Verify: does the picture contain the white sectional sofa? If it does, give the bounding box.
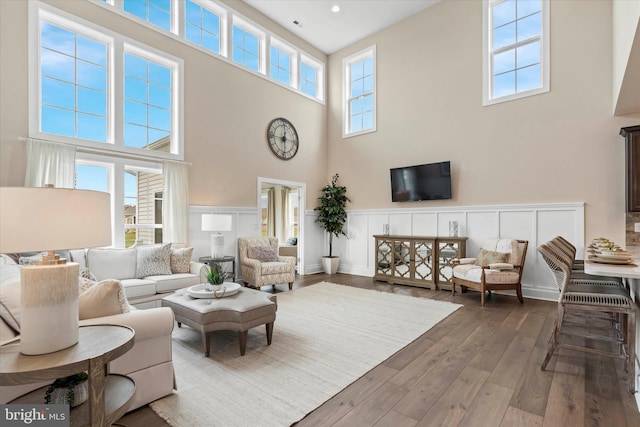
[0,261,177,411]
[71,244,205,309]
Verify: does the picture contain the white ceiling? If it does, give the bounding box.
[243,0,440,54]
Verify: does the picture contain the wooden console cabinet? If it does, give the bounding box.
[373,235,467,290]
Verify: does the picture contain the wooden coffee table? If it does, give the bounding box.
[162,287,277,356]
[0,324,135,427]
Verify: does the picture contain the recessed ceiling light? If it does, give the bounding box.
[331,5,341,13]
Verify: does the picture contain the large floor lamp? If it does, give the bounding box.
[0,187,111,355]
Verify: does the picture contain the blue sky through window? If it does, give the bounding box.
[300,62,316,97]
[270,46,291,85]
[124,0,170,31]
[232,26,259,71]
[185,0,221,54]
[349,57,374,133]
[40,22,107,142]
[124,53,172,149]
[491,0,542,98]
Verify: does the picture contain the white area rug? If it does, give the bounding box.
[150,282,461,426]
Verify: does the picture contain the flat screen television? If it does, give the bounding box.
[390,161,452,202]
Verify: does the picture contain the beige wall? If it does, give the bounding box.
[613,0,640,114]
[326,0,640,244]
[0,0,328,208]
[2,0,640,245]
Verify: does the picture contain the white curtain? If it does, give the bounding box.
[280,186,291,243]
[267,188,276,237]
[162,160,190,246]
[24,139,76,188]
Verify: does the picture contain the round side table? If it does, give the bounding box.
[1,324,135,427]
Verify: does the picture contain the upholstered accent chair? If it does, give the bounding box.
[452,238,529,306]
[238,237,296,290]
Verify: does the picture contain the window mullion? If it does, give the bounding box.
[112,40,124,147]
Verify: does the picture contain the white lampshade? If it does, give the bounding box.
[201,214,232,232]
[202,214,232,259]
[0,187,112,355]
[0,187,112,253]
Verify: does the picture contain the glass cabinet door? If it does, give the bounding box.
[414,240,434,282]
[392,240,411,279]
[376,238,393,276]
[437,240,464,285]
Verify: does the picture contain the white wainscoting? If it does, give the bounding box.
[190,202,584,302]
[189,206,260,276]
[306,202,585,302]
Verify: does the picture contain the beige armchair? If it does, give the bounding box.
[238,237,296,290]
[452,238,528,306]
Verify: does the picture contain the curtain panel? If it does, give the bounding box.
[162,160,190,246]
[24,139,76,188]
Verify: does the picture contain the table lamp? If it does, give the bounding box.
[201,214,232,258]
[0,187,111,355]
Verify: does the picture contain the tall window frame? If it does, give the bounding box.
[343,45,376,138]
[483,0,550,106]
[29,1,184,161]
[231,16,265,74]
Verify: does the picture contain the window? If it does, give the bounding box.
[124,52,172,150]
[343,46,376,137]
[124,0,171,32]
[91,0,325,103]
[483,0,549,105]
[232,19,264,72]
[31,2,183,160]
[270,39,295,86]
[125,167,164,247]
[300,62,317,98]
[40,21,108,142]
[300,55,324,101]
[185,0,225,55]
[75,155,164,248]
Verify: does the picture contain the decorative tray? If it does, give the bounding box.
[187,283,241,299]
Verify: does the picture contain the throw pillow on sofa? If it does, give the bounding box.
[79,278,130,320]
[170,247,194,274]
[136,243,172,278]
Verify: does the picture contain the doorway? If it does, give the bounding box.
[257,177,306,274]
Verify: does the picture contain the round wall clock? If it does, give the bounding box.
[267,118,299,160]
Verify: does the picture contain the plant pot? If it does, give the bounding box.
[322,256,339,275]
[49,380,88,407]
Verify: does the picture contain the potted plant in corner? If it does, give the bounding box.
[315,173,350,274]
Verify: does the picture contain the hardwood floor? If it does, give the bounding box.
[116,274,640,427]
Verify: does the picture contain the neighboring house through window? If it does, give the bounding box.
[343,45,376,137]
[483,0,549,105]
